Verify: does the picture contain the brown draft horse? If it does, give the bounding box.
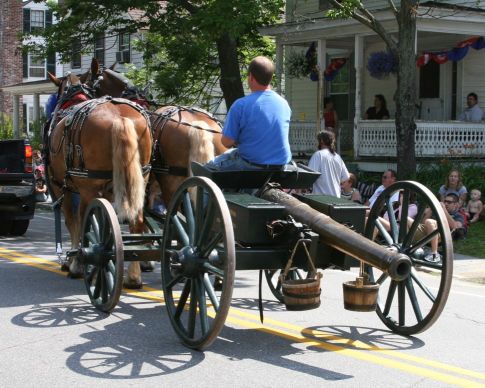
[46,72,152,288]
[87,59,227,206]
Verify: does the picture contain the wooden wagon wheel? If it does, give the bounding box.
[161,176,235,350]
[364,181,453,335]
[264,269,306,303]
[81,198,124,313]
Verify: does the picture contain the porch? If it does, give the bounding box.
[290,120,485,170]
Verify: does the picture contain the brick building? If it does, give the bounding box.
[0,0,23,116]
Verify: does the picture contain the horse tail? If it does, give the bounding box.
[188,121,215,176]
[111,116,145,222]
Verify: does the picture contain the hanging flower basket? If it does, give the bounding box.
[367,50,398,79]
[287,52,311,79]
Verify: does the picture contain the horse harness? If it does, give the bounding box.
[49,95,152,193]
[150,106,222,177]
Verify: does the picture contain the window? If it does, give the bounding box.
[29,55,46,78]
[117,32,131,63]
[30,10,45,32]
[71,42,81,69]
[94,35,105,67]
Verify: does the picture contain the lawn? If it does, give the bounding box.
[453,220,485,259]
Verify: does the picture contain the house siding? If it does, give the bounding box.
[461,49,485,114]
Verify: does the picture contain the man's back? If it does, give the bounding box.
[223,90,291,165]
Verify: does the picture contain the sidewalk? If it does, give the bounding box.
[35,201,484,284]
[452,253,485,284]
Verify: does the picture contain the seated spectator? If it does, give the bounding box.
[308,130,349,197]
[438,169,467,207]
[443,193,468,239]
[34,168,48,202]
[465,189,483,224]
[365,94,390,120]
[458,92,483,122]
[365,169,399,209]
[340,173,362,203]
[323,97,339,145]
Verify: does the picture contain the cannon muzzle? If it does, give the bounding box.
[261,188,412,281]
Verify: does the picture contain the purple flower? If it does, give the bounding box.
[367,51,398,79]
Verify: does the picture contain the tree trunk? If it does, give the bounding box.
[216,32,245,110]
[394,0,418,179]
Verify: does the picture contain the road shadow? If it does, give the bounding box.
[301,324,425,351]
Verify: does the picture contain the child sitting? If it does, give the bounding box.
[465,189,483,224]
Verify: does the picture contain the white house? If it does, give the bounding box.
[261,0,485,169]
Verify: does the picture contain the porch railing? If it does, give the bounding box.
[289,120,485,158]
[358,120,485,158]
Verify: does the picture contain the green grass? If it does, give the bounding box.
[454,220,485,259]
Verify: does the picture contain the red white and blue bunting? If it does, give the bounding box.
[306,42,347,81]
[417,36,485,67]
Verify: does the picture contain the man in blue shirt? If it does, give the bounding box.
[206,56,292,170]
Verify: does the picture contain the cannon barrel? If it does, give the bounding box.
[261,187,411,281]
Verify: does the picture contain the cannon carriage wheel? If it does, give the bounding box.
[364,181,453,335]
[161,176,235,350]
[81,198,124,313]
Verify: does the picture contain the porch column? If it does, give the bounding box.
[353,35,364,159]
[12,95,20,138]
[275,42,283,94]
[317,39,327,134]
[33,93,40,125]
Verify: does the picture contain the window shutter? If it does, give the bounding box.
[23,52,28,78]
[23,9,31,33]
[47,52,56,76]
[45,10,52,27]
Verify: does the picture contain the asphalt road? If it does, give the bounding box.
[0,210,484,387]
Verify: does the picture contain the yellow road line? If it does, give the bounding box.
[1,247,484,386]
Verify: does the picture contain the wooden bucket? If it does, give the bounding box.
[342,277,379,312]
[282,278,321,311]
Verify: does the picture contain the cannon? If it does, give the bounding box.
[156,163,453,348]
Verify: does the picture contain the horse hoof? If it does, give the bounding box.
[140,261,155,272]
[123,279,143,289]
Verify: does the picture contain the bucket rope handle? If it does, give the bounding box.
[280,238,319,281]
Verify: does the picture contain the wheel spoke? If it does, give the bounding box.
[188,278,198,338]
[398,281,406,326]
[202,261,224,278]
[174,280,191,320]
[410,270,436,303]
[385,197,399,243]
[408,229,440,254]
[398,189,410,243]
[100,269,108,302]
[92,269,102,300]
[172,214,189,246]
[376,272,388,285]
[203,273,220,311]
[166,273,184,289]
[196,200,215,247]
[402,205,427,248]
[90,214,101,241]
[107,260,116,276]
[200,231,223,258]
[405,277,423,322]
[197,275,209,336]
[85,231,97,245]
[375,218,393,245]
[183,191,195,244]
[383,280,397,316]
[194,186,205,242]
[104,267,114,292]
[85,265,96,284]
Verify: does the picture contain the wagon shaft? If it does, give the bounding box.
[261,187,411,281]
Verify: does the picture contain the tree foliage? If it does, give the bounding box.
[28,0,284,107]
